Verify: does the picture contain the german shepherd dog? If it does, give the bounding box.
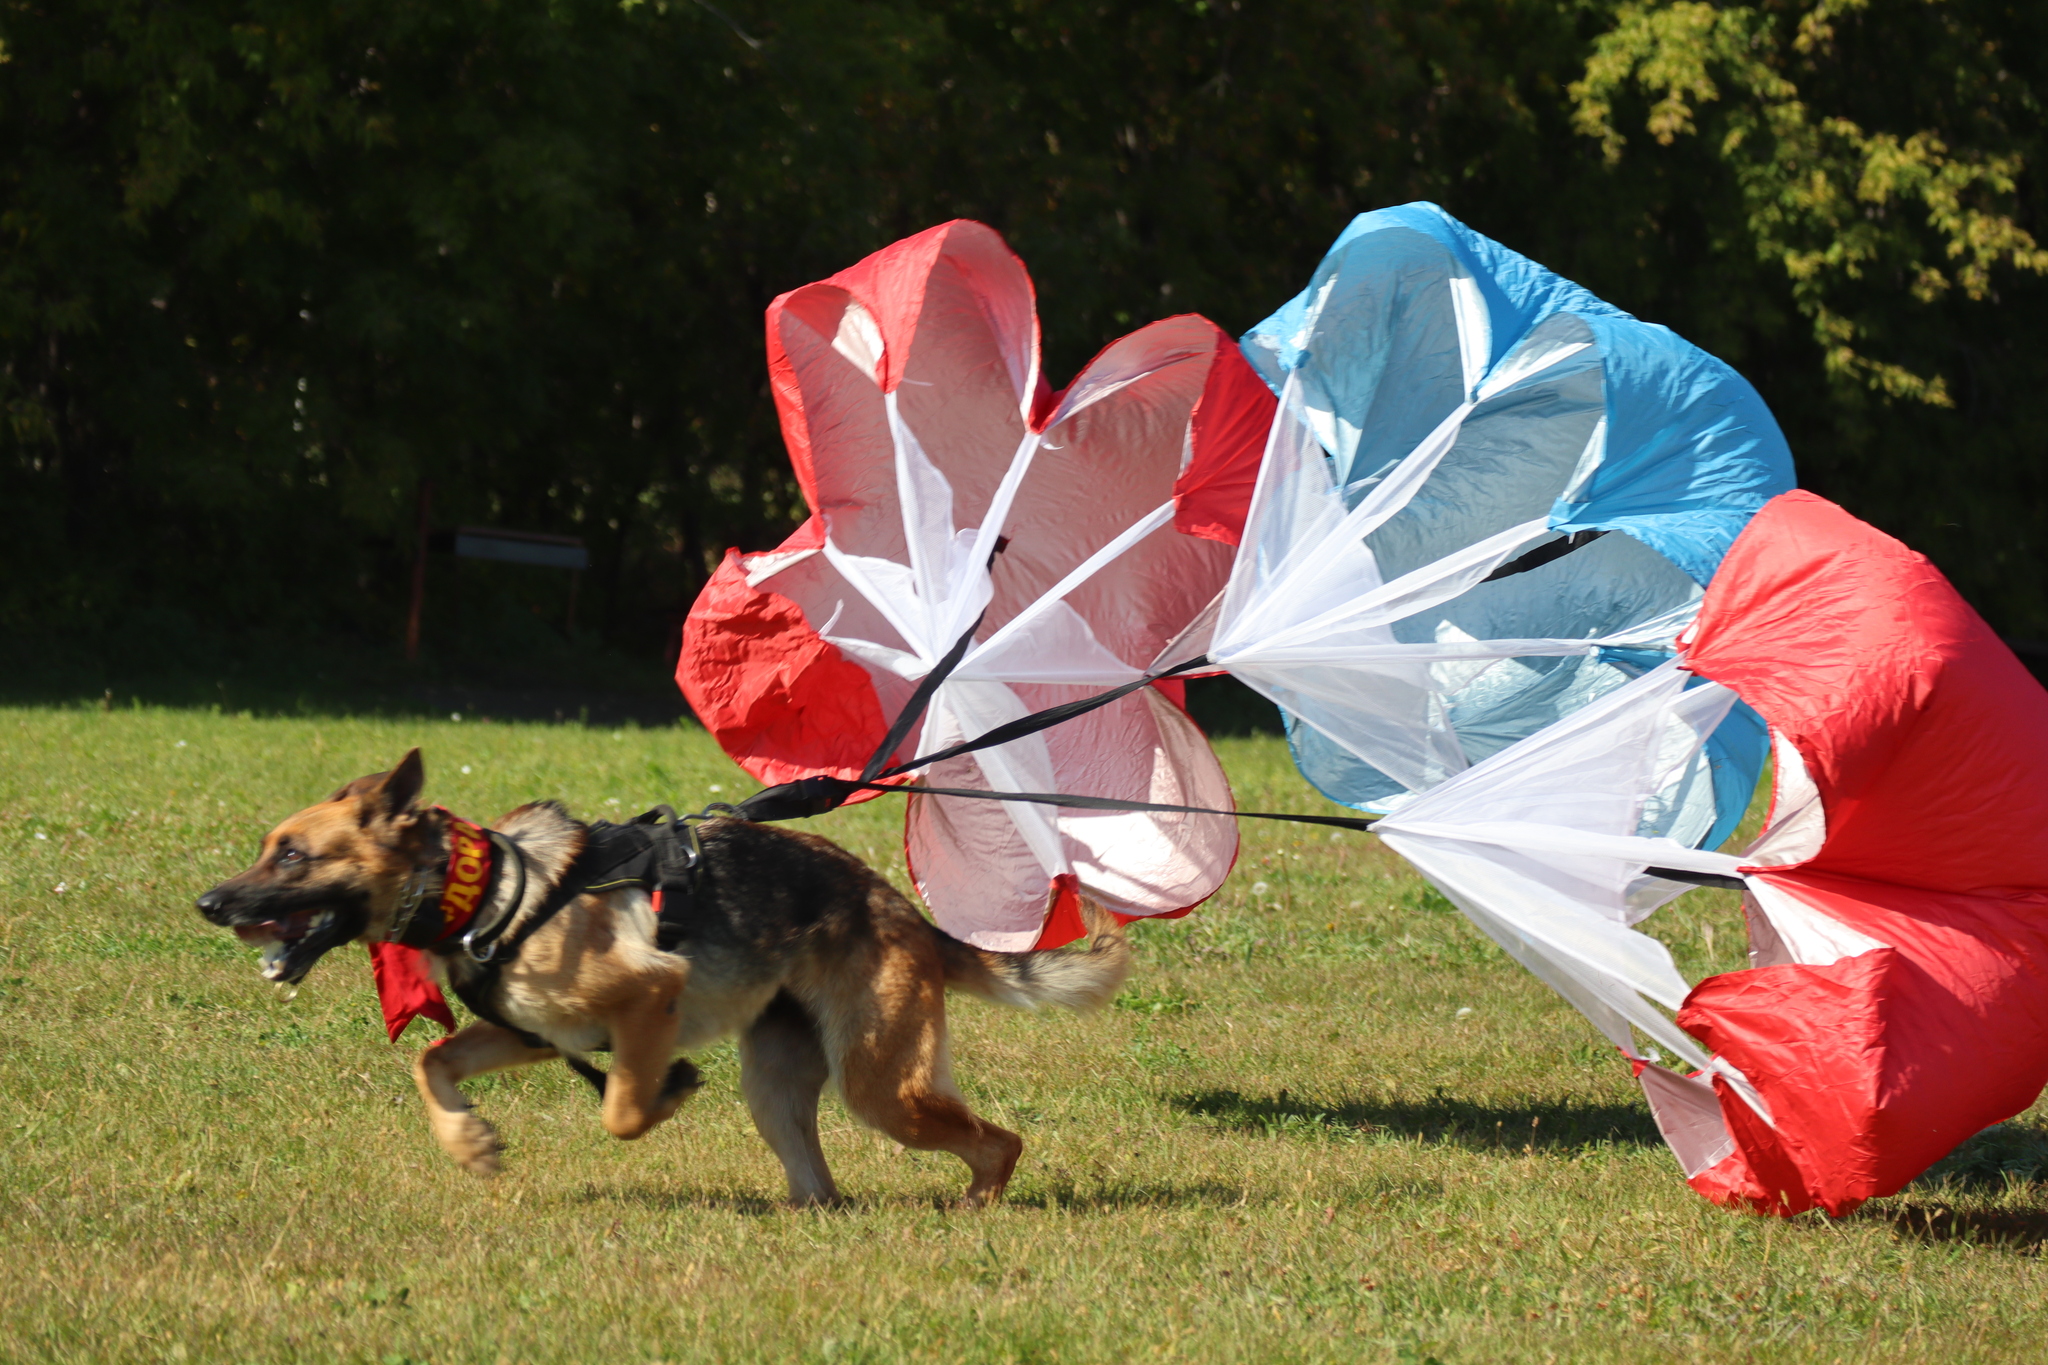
[194,750,1129,1206]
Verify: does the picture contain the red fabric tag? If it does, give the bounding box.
[1030,874,1087,951]
[367,941,455,1042]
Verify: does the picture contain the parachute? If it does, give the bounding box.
[678,221,1274,950]
[1210,203,1795,845]
[1377,491,2048,1214]
[676,212,2043,1216]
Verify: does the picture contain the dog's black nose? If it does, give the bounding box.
[195,888,229,920]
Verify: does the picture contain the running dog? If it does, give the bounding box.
[194,750,1128,1206]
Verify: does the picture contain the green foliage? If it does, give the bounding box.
[1574,0,2048,405]
[3,0,2047,669]
[0,0,882,646]
[1569,0,2048,631]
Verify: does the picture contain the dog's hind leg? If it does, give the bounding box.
[739,991,840,1208]
[413,1023,558,1176]
[831,977,1023,1208]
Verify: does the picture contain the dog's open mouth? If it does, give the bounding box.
[233,907,362,984]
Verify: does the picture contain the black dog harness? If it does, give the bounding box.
[438,805,712,1056]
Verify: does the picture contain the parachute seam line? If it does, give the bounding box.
[963,499,1177,670]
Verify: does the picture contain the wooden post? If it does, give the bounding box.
[405,480,433,662]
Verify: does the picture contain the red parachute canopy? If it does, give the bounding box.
[679,221,1274,949]
[1680,491,2048,1215]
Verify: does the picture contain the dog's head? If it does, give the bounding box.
[195,749,432,984]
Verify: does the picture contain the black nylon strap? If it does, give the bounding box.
[1644,866,1746,891]
[860,611,987,783]
[732,773,1380,833]
[1480,528,1609,583]
[730,775,870,823]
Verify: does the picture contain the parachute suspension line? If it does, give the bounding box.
[1642,866,1746,892]
[731,770,1382,835]
[965,427,1043,586]
[892,783,1379,832]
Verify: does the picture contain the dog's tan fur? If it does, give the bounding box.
[198,751,1130,1206]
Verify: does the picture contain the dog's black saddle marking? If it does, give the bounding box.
[442,806,712,1092]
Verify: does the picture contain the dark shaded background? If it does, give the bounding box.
[4,0,2042,719]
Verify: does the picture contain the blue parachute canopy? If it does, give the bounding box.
[1211,202,1794,846]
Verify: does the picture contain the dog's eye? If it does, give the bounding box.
[278,847,306,864]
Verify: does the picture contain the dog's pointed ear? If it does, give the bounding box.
[372,749,426,820]
[329,749,426,822]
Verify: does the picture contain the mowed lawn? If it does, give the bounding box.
[4,705,2047,1365]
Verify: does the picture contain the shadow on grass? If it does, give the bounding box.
[565,1179,1267,1215]
[1863,1119,2048,1249]
[1169,1087,1663,1152]
[563,1182,798,1216]
[1872,1202,2048,1250]
[1006,1180,1259,1212]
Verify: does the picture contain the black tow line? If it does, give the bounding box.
[727,618,1382,834]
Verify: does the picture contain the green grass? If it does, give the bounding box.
[4,703,2047,1364]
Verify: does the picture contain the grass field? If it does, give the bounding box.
[5,703,2048,1364]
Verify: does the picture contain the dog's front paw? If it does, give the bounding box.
[435,1112,505,1176]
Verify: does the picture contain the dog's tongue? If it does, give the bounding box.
[234,910,315,945]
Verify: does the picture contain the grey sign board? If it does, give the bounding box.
[451,526,589,570]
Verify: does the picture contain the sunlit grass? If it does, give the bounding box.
[3,705,2046,1363]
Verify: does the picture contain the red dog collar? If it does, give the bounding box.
[435,813,494,944]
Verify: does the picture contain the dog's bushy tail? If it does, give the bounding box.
[937,897,1130,1012]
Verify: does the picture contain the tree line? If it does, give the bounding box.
[4,0,2043,674]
